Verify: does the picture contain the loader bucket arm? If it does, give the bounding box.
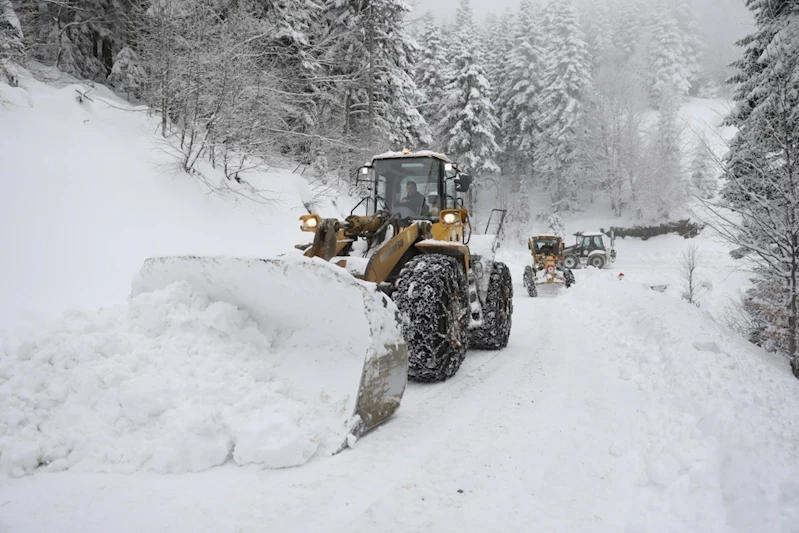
[132,256,408,452]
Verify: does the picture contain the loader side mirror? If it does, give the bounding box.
[454,173,472,192]
[357,165,372,183]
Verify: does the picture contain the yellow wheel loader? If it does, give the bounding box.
[131,150,511,453]
[297,150,514,383]
[522,235,576,297]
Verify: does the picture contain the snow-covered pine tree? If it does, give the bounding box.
[670,0,703,93]
[107,46,144,100]
[708,0,799,377]
[535,0,592,212]
[1,0,24,65]
[415,15,447,135]
[15,0,137,82]
[320,0,431,151]
[689,136,716,200]
[638,87,685,220]
[500,0,543,182]
[504,174,532,244]
[645,7,691,105]
[610,0,647,62]
[437,0,501,208]
[576,0,614,70]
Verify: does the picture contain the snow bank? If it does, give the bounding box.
[563,268,799,532]
[0,256,405,477]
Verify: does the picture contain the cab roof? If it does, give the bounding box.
[371,150,454,164]
[576,231,605,237]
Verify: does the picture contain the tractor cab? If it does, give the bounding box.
[563,231,617,270]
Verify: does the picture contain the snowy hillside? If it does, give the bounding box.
[0,66,348,329]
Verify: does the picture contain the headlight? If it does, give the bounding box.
[442,212,458,224]
[300,214,320,231]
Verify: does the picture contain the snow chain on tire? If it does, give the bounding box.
[470,262,513,349]
[564,268,576,288]
[523,265,538,297]
[394,254,471,382]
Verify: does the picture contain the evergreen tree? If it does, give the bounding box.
[500,0,543,181]
[645,10,691,104]
[711,0,799,377]
[415,15,447,134]
[610,0,647,62]
[107,46,144,100]
[320,0,431,150]
[438,0,501,181]
[689,137,717,200]
[15,0,138,82]
[1,0,23,83]
[535,0,592,211]
[670,0,704,91]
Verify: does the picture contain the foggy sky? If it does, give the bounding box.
[409,0,754,50]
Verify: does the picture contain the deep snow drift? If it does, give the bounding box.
[1,256,404,476]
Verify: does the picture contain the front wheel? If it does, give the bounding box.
[470,262,514,349]
[394,254,470,382]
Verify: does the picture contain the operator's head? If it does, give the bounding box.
[406,181,417,194]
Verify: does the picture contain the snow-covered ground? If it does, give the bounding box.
[2,266,798,533]
[2,70,799,532]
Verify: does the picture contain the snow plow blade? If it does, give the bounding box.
[131,256,408,452]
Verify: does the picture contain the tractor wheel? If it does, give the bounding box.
[588,254,606,269]
[394,254,470,382]
[522,265,538,297]
[564,268,576,288]
[564,255,579,269]
[470,262,514,350]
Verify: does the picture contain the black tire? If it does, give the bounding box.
[393,254,470,382]
[564,268,575,288]
[470,262,514,349]
[588,254,606,269]
[564,255,579,269]
[522,265,538,297]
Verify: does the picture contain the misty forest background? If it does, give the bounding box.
[2,0,799,375]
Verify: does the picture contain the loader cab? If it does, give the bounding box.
[361,153,470,220]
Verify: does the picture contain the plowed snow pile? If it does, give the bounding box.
[563,268,799,532]
[0,256,397,477]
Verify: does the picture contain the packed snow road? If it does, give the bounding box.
[2,268,798,533]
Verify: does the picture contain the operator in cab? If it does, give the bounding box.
[398,180,425,216]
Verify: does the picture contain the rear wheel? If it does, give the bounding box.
[522,265,538,297]
[470,262,514,349]
[394,254,470,382]
[588,254,606,269]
